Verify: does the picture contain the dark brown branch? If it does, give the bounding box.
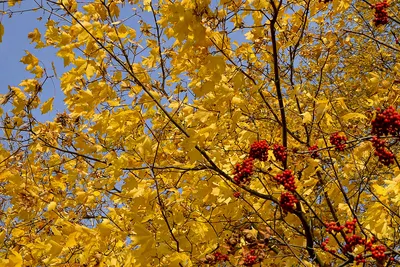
[269,0,288,168]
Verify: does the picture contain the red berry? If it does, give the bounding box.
[325,221,344,233]
[371,136,395,166]
[280,192,298,213]
[344,218,357,233]
[342,235,364,253]
[213,251,229,262]
[233,158,254,185]
[243,249,258,266]
[273,144,287,163]
[249,140,269,161]
[308,144,320,159]
[371,245,386,261]
[233,191,241,198]
[274,170,297,192]
[330,132,347,151]
[371,106,400,136]
[373,0,389,26]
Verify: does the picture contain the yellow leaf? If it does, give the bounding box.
[41,97,54,114]
[232,96,243,105]
[132,223,155,253]
[315,100,329,121]
[211,187,220,196]
[117,24,129,38]
[86,63,96,80]
[98,219,113,236]
[109,2,120,18]
[169,252,192,266]
[342,113,367,122]
[0,23,4,43]
[47,201,57,211]
[188,148,203,163]
[338,203,352,217]
[9,250,23,267]
[0,230,5,244]
[66,232,78,248]
[8,0,22,7]
[48,240,63,257]
[372,184,387,196]
[143,0,152,11]
[12,228,25,238]
[302,112,312,124]
[20,50,39,71]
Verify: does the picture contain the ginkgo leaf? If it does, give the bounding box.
[41,97,54,114]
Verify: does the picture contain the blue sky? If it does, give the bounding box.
[0,1,65,121]
[0,1,159,121]
[0,1,255,122]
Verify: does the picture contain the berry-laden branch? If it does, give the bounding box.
[322,220,397,265]
[230,103,400,266]
[233,139,324,265]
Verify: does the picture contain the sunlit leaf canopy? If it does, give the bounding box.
[1,0,400,266]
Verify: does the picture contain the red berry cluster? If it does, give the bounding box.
[325,218,356,234]
[274,170,296,192]
[280,192,298,213]
[233,140,271,186]
[354,238,383,265]
[355,254,366,265]
[344,218,357,233]
[343,234,365,253]
[330,132,347,151]
[243,249,258,266]
[233,191,241,198]
[249,140,269,161]
[273,144,287,163]
[325,222,344,234]
[372,0,389,27]
[308,144,320,159]
[203,251,229,265]
[371,136,395,166]
[371,245,386,261]
[234,158,254,185]
[321,226,387,265]
[213,251,229,262]
[365,236,376,251]
[371,106,400,136]
[321,238,336,253]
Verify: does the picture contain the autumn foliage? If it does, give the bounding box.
[1,0,400,266]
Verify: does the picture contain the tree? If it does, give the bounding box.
[1,0,400,266]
